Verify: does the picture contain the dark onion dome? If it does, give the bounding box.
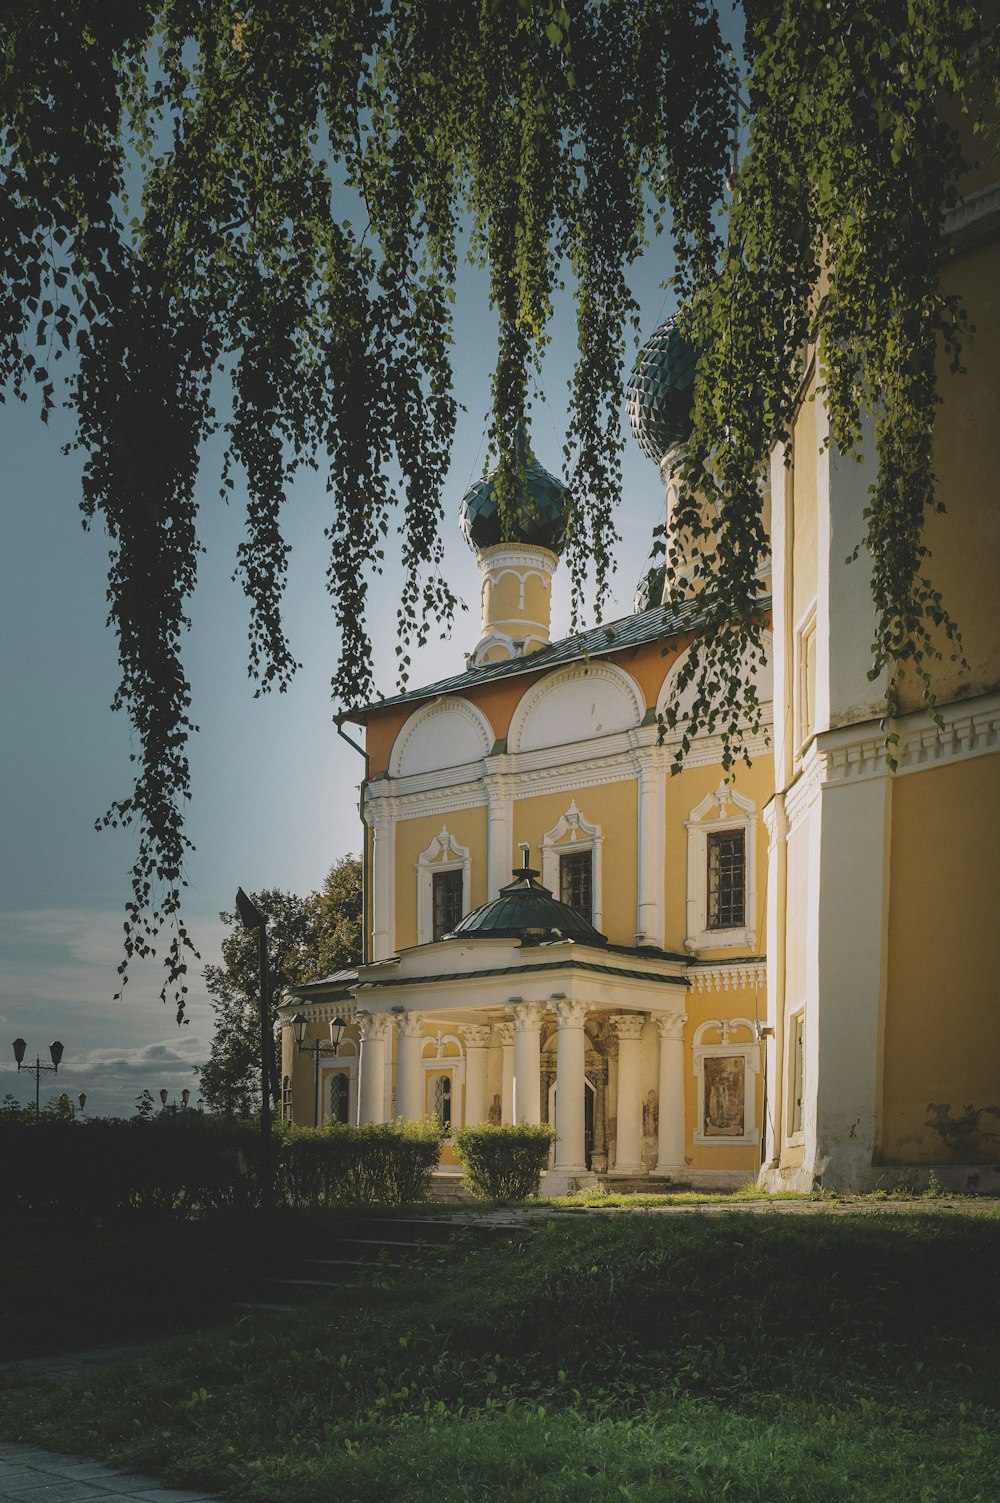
[626,314,697,463]
[634,562,667,613]
[447,866,607,945]
[459,432,572,556]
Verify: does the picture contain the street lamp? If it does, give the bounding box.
[157,1087,191,1111]
[58,1092,87,1118]
[235,886,276,1207]
[12,1038,65,1116]
[291,1014,347,1127]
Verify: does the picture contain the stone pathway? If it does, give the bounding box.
[0,1443,219,1502]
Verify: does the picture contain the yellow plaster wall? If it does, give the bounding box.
[392,806,490,951]
[896,236,1000,712]
[683,988,765,1175]
[661,757,774,955]
[513,781,638,945]
[881,754,1000,1161]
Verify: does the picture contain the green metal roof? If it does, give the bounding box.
[447,866,608,945]
[354,957,690,991]
[349,592,763,718]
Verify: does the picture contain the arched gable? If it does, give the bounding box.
[508,662,644,754]
[390,698,494,777]
[656,632,774,724]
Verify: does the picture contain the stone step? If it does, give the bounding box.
[597,1175,692,1195]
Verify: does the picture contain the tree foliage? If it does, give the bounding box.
[198,855,362,1116]
[1,2,996,1012]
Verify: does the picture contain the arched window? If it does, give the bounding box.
[430,1073,452,1130]
[329,1071,350,1125]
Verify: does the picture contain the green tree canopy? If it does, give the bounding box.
[198,855,362,1117]
[2,2,996,1017]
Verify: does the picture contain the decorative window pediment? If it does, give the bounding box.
[416,827,471,944]
[685,782,757,952]
[540,800,603,931]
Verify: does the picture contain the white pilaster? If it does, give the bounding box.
[367,794,396,962]
[761,795,787,1170]
[610,1014,645,1173]
[462,1024,492,1126]
[485,774,513,899]
[357,1013,391,1124]
[511,1001,545,1124]
[553,999,588,1171]
[495,1021,514,1122]
[634,753,665,948]
[653,1012,688,1174]
[395,1013,425,1122]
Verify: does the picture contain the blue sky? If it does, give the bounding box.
[0,237,680,1118]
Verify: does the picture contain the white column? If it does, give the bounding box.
[485,774,513,898]
[495,1021,514,1122]
[554,999,588,1171]
[511,1002,545,1123]
[357,1013,391,1124]
[654,1012,688,1175]
[395,1013,425,1121]
[611,1014,645,1173]
[462,1024,492,1126]
[635,755,665,948]
[367,795,396,962]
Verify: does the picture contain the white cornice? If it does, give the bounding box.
[944,179,1000,245]
[688,960,767,994]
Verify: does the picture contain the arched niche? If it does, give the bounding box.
[656,631,774,726]
[508,662,644,754]
[390,697,494,777]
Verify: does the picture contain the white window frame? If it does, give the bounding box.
[685,782,757,951]
[540,800,603,931]
[692,1019,759,1147]
[319,1040,359,1127]
[795,600,818,756]
[416,826,471,944]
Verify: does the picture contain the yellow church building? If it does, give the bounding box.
[282,151,999,1196]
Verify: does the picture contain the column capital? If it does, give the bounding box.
[493,1021,514,1048]
[462,1024,493,1050]
[655,1012,688,1042]
[554,998,588,1030]
[610,1013,646,1043]
[357,1012,392,1042]
[512,1001,546,1033]
[396,1012,425,1039]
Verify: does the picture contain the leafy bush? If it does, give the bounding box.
[453,1123,555,1200]
[274,1119,440,1207]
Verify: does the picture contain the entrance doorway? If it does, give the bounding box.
[548,1076,597,1169]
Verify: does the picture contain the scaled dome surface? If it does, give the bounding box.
[626,315,697,463]
[633,562,667,613]
[447,867,607,945]
[459,436,572,556]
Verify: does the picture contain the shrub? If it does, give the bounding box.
[454,1122,556,1200]
[275,1119,441,1207]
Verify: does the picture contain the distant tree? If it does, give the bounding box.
[0,1093,24,1120]
[132,1088,156,1122]
[198,855,362,1117]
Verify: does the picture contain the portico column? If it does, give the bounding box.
[395,1013,425,1121]
[462,1025,493,1126]
[554,999,588,1171]
[611,1014,645,1173]
[495,1021,514,1121]
[654,1013,688,1174]
[511,1002,545,1123]
[357,1013,391,1124]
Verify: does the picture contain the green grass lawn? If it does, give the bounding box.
[2,1210,999,1501]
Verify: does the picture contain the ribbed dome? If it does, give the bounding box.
[626,315,697,463]
[459,432,572,556]
[448,867,607,945]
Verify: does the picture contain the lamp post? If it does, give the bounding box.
[235,887,276,1207]
[158,1087,191,1112]
[291,1013,347,1127]
[12,1038,64,1116]
[58,1092,87,1118]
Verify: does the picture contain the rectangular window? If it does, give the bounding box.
[707,830,746,929]
[559,850,593,920]
[797,613,817,747]
[432,869,464,941]
[329,1071,350,1124]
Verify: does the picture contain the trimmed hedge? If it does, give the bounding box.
[453,1122,556,1200]
[1,1114,441,1219]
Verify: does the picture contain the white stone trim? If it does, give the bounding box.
[415,826,472,944]
[540,799,603,930]
[688,960,767,993]
[366,796,397,961]
[692,1018,759,1147]
[389,696,494,778]
[784,1006,806,1146]
[943,179,1000,243]
[507,661,645,754]
[685,781,758,952]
